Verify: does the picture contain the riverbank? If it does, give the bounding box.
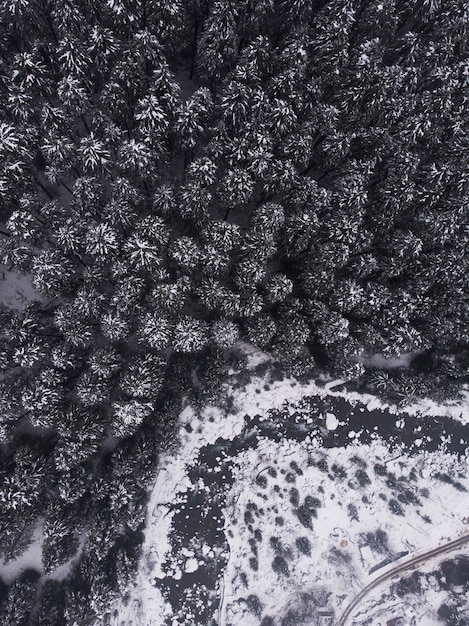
[108,358,469,625]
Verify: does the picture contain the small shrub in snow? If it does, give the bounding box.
[246,594,263,616]
[255,474,268,488]
[272,555,289,576]
[347,503,359,521]
[244,510,254,525]
[289,488,300,507]
[331,463,347,479]
[295,536,311,556]
[304,495,321,509]
[295,505,315,529]
[388,498,405,516]
[374,463,387,476]
[355,469,372,487]
[249,557,258,571]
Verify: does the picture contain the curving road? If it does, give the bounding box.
[337,533,469,626]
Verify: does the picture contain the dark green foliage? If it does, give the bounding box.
[374,463,387,476]
[364,530,390,556]
[62,568,97,626]
[255,474,268,488]
[249,557,258,571]
[0,520,36,565]
[316,458,329,473]
[304,495,322,509]
[395,482,420,505]
[42,524,80,575]
[331,463,347,479]
[434,472,468,492]
[437,603,468,626]
[195,349,231,401]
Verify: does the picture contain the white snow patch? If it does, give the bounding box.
[0,265,42,310]
[324,378,348,390]
[325,413,339,430]
[184,558,199,574]
[360,351,421,369]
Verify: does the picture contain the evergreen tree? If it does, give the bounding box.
[111,400,153,438]
[211,318,240,349]
[173,316,209,353]
[196,1,239,83]
[42,517,80,575]
[0,571,39,626]
[120,353,166,400]
[34,580,65,626]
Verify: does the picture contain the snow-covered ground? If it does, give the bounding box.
[349,551,469,626]
[222,438,468,625]
[109,352,469,626]
[0,265,41,310]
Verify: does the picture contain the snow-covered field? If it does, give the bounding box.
[109,353,469,626]
[222,438,468,625]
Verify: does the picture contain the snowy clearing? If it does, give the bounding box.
[108,358,469,626]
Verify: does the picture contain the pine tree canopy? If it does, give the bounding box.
[0,0,467,622]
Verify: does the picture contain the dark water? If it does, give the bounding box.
[154,394,469,625]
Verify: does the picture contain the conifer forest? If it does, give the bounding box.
[0,0,467,624]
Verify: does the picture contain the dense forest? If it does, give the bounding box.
[0,0,467,622]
